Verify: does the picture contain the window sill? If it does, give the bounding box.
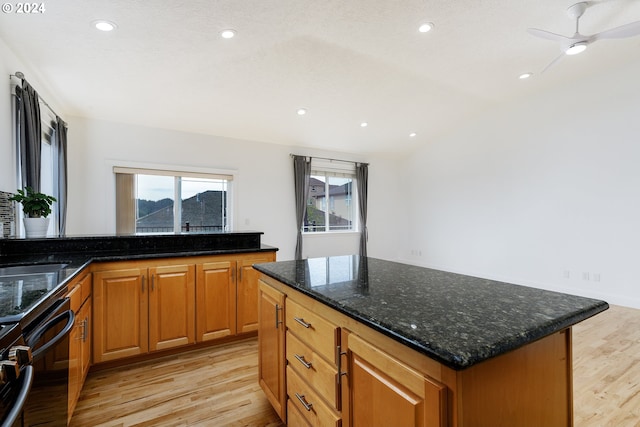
[302,231,360,237]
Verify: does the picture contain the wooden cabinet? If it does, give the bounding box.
[285,298,342,426]
[93,252,275,363]
[196,252,276,342]
[149,264,195,351]
[258,273,575,427]
[93,267,149,363]
[258,279,286,421]
[237,254,275,333]
[66,271,92,424]
[93,263,196,362]
[341,330,446,427]
[196,260,236,341]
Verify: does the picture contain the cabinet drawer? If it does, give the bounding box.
[287,366,341,427]
[286,299,339,364]
[287,399,312,427]
[286,331,340,409]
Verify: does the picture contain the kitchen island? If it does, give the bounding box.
[254,255,608,427]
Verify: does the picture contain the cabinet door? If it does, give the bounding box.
[67,284,81,424]
[258,279,286,421]
[149,264,196,351]
[342,331,447,427]
[79,298,92,383]
[196,261,236,342]
[237,253,275,334]
[93,268,148,363]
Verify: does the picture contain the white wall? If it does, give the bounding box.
[66,116,400,262]
[398,58,640,308]
[0,36,63,193]
[0,37,21,192]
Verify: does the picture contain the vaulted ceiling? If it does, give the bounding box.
[1,0,639,154]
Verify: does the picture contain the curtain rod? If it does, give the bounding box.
[289,153,368,166]
[10,71,63,123]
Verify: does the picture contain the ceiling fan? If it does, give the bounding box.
[528,1,640,73]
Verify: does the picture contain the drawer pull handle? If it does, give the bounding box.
[295,392,313,411]
[294,317,311,328]
[295,354,312,369]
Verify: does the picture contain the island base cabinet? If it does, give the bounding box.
[257,279,286,421]
[456,329,573,427]
[341,330,447,427]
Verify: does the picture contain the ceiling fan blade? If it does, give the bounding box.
[527,28,572,42]
[541,52,565,74]
[592,20,640,40]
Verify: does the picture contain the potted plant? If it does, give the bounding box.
[9,187,57,238]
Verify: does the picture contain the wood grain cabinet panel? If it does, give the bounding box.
[341,331,446,427]
[237,254,275,333]
[258,279,286,421]
[287,366,341,427]
[149,264,195,351]
[286,298,339,364]
[196,261,236,342]
[93,268,148,363]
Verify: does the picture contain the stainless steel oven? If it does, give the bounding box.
[0,265,75,427]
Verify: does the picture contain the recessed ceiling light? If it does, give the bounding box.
[360,122,368,128]
[93,20,117,32]
[297,108,307,116]
[519,72,533,80]
[418,22,434,33]
[566,42,587,55]
[220,29,236,39]
[409,132,417,137]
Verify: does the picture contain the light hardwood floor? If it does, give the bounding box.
[71,305,639,427]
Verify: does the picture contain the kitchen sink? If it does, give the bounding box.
[0,263,69,277]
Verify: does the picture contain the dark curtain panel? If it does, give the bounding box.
[55,117,68,235]
[356,163,369,257]
[293,155,311,260]
[15,81,42,191]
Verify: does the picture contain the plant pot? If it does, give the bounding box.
[23,217,50,238]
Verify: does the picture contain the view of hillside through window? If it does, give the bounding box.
[136,174,228,233]
[304,175,354,232]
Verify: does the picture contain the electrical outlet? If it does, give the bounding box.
[582,272,590,281]
[563,270,570,279]
[593,273,601,282]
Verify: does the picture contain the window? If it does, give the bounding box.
[304,159,357,233]
[114,167,232,234]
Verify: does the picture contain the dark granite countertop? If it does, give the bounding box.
[253,255,608,371]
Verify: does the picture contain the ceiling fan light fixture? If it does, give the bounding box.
[565,41,588,55]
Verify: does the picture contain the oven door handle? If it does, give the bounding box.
[2,365,34,427]
[27,307,75,362]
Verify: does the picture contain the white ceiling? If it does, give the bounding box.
[1,0,639,154]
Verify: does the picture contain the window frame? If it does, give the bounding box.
[112,164,236,234]
[303,159,359,235]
